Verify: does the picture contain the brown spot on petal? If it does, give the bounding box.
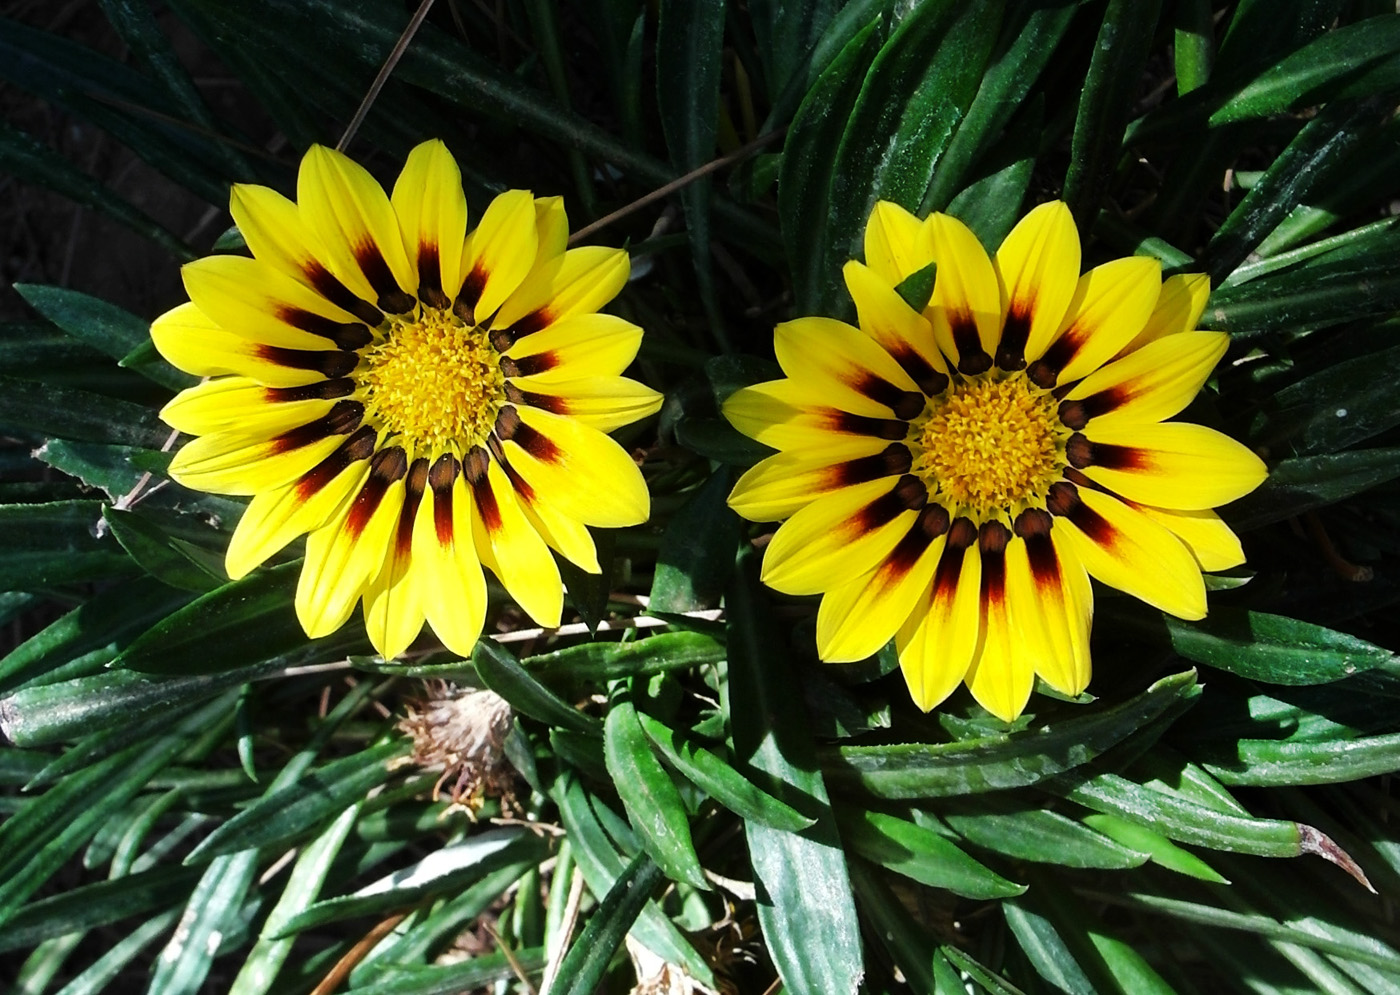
[849,370,923,419]
[304,260,383,326]
[950,312,992,375]
[353,240,414,314]
[395,458,429,556]
[1091,442,1149,471]
[264,378,355,403]
[979,520,1011,556]
[887,344,949,397]
[508,351,560,378]
[1013,507,1054,540]
[831,444,913,488]
[1045,481,1081,518]
[345,448,403,539]
[271,400,364,454]
[512,421,562,464]
[505,384,568,415]
[1066,433,1094,469]
[275,306,372,349]
[293,425,375,501]
[996,308,1031,371]
[892,474,929,511]
[417,243,449,310]
[462,446,491,485]
[916,503,950,541]
[494,405,522,441]
[827,410,908,441]
[258,345,360,379]
[428,454,459,545]
[511,308,552,338]
[454,265,487,324]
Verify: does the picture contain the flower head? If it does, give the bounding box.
[154,140,662,658]
[725,201,1267,720]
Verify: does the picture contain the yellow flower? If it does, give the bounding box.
[725,201,1266,721]
[153,140,662,659]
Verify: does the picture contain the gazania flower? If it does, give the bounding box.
[725,201,1266,720]
[152,140,662,659]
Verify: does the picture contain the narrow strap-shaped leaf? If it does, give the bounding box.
[524,631,725,683]
[726,545,862,995]
[938,798,1149,870]
[51,911,179,995]
[0,865,201,954]
[649,467,741,614]
[1227,448,1400,529]
[836,808,1025,899]
[550,851,663,995]
[473,639,600,735]
[150,851,260,995]
[848,858,961,994]
[0,375,168,448]
[1002,898,1097,995]
[604,696,708,890]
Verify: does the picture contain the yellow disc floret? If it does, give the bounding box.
[359,310,506,454]
[914,375,1063,516]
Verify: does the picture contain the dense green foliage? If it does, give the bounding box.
[3,1,1400,992]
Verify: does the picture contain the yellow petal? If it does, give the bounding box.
[1063,331,1228,429]
[225,447,371,578]
[295,472,404,638]
[229,183,326,286]
[298,145,416,307]
[151,302,344,387]
[513,480,600,573]
[843,260,949,393]
[863,200,930,287]
[504,313,643,383]
[509,375,662,434]
[494,246,629,333]
[896,532,982,711]
[760,477,921,596]
[1004,530,1092,697]
[160,377,342,436]
[728,444,905,523]
[817,529,943,661]
[964,544,1034,722]
[995,200,1081,365]
[1056,486,1206,620]
[1037,257,1162,387]
[723,379,910,455]
[471,458,562,627]
[416,469,488,657]
[1129,503,1246,573]
[532,196,569,262]
[391,139,468,305]
[182,254,368,349]
[169,425,348,496]
[926,213,1003,372]
[1079,421,1269,510]
[1116,272,1211,357]
[503,406,649,528]
[459,189,539,321]
[774,316,922,418]
[363,486,426,660]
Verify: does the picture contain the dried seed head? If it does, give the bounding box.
[396,684,516,812]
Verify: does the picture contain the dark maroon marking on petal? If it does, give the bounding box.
[264,378,355,403]
[1063,467,1095,489]
[916,503,950,541]
[470,470,502,532]
[827,410,908,441]
[1057,399,1088,430]
[949,312,992,375]
[996,307,1031,371]
[1077,386,1130,421]
[345,446,406,540]
[353,240,415,314]
[453,265,488,324]
[274,305,372,349]
[931,534,969,601]
[292,425,376,501]
[304,260,383,326]
[885,522,933,575]
[1028,329,1083,388]
[1065,433,1093,469]
[1013,507,1054,540]
[493,405,522,441]
[892,474,929,511]
[462,446,491,485]
[981,538,1007,602]
[505,384,568,415]
[854,478,918,534]
[486,434,508,464]
[428,454,459,545]
[270,400,364,454]
[511,309,553,338]
[848,370,923,419]
[1067,499,1116,545]
[489,328,516,353]
[1045,481,1081,517]
[257,345,360,378]
[1026,358,1057,389]
[416,243,449,310]
[886,344,949,397]
[508,351,560,378]
[979,520,1011,556]
[393,457,429,557]
[830,444,913,488]
[1025,530,1062,591]
[947,516,978,550]
[1089,442,1149,472]
[512,421,563,464]
[502,460,537,504]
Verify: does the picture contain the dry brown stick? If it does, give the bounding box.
[338,0,438,153]
[309,913,408,995]
[568,129,786,246]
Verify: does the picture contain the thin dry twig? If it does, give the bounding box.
[309,913,408,995]
[568,129,786,245]
[338,0,438,153]
[540,866,586,995]
[483,921,540,995]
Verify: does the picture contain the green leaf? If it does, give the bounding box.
[12,284,192,391]
[104,505,227,592]
[340,951,546,995]
[1063,0,1164,224]
[473,639,600,735]
[50,912,179,995]
[939,797,1149,870]
[113,560,366,676]
[187,741,406,862]
[1202,728,1400,787]
[1173,0,1214,95]
[848,858,961,993]
[837,808,1024,899]
[524,631,725,683]
[0,500,138,591]
[674,417,776,466]
[1251,342,1400,456]
[649,468,741,613]
[1159,609,1394,685]
[1227,448,1400,529]
[1002,899,1097,995]
[1081,813,1228,883]
[751,0,844,105]
[823,670,1200,798]
[726,546,862,995]
[0,865,200,954]
[603,697,708,890]
[550,772,715,984]
[0,375,169,447]
[150,850,259,995]
[550,851,663,995]
[635,710,813,832]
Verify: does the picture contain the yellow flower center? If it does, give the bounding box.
[358,310,505,454]
[913,375,1064,516]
